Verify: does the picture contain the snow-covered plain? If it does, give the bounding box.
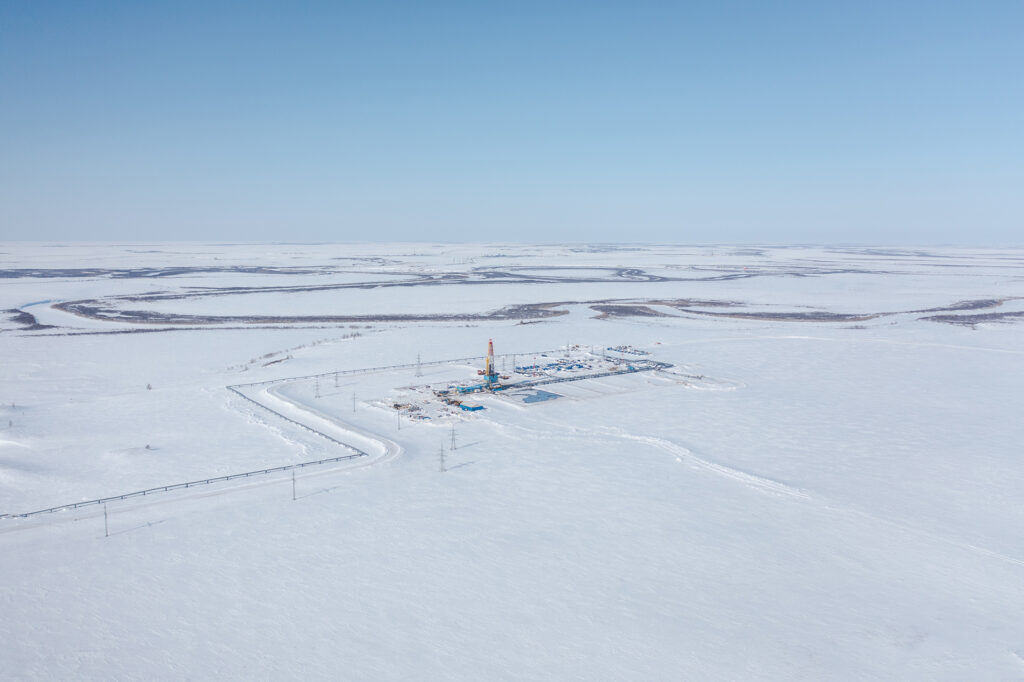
[1,242,1023,679]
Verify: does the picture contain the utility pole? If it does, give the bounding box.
[103,504,109,538]
[397,412,401,431]
[416,352,423,377]
[450,424,457,450]
[352,392,357,413]
[315,378,321,399]
[334,372,339,388]
[439,443,446,472]
[292,470,296,501]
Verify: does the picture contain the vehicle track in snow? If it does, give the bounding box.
[495,420,1024,571]
[592,426,811,500]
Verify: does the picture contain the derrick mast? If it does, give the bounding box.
[484,338,499,387]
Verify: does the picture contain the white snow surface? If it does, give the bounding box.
[1,242,1024,680]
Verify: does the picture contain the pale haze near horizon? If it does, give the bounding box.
[1,2,1021,245]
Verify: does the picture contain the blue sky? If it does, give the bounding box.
[2,1,1021,243]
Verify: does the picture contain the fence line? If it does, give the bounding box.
[2,347,660,522]
[516,360,673,388]
[2,385,369,521]
[1,451,365,520]
[228,349,568,389]
[225,385,365,450]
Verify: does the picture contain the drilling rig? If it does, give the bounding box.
[484,338,499,387]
